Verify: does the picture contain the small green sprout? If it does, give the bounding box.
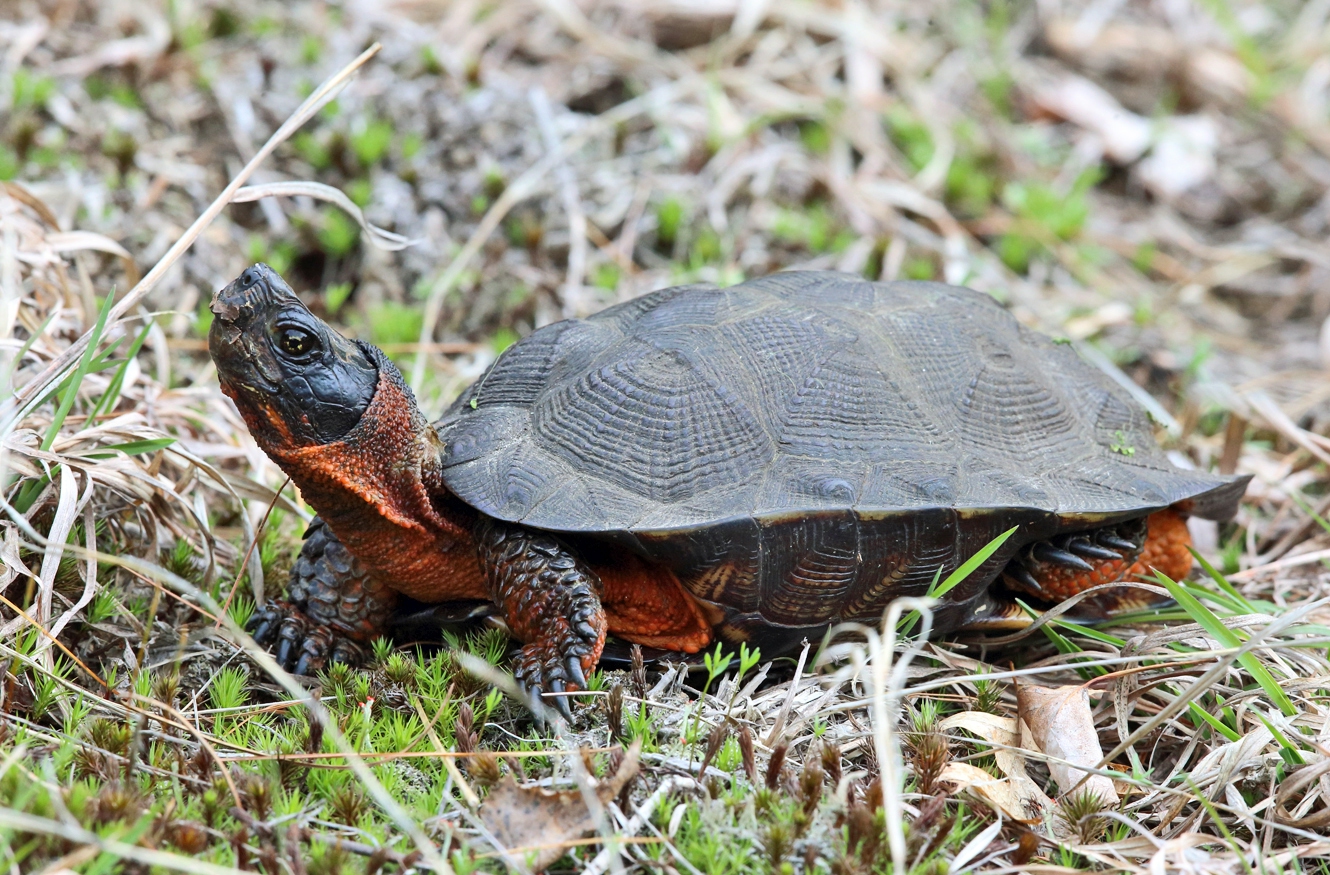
[324,281,352,316]
[351,118,393,167]
[1110,430,1136,456]
[318,206,359,257]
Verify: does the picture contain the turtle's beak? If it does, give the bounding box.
[208,263,306,394]
[210,263,301,326]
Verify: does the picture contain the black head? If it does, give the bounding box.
[209,264,378,447]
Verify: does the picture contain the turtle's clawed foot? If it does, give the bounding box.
[512,613,604,724]
[248,602,364,676]
[476,518,608,724]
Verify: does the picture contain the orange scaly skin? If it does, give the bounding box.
[596,553,713,652]
[1022,509,1192,600]
[237,372,489,604]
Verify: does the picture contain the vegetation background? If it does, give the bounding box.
[3,0,1330,871]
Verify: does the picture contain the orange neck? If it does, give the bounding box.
[267,372,487,602]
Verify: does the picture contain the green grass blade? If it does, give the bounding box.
[1189,548,1257,613]
[1156,572,1296,716]
[1047,618,1126,648]
[41,289,115,452]
[1188,701,1241,742]
[899,527,1018,637]
[91,319,153,420]
[931,526,1018,599]
[81,437,177,459]
[1255,712,1306,766]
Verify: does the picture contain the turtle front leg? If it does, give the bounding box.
[475,518,607,721]
[249,517,398,675]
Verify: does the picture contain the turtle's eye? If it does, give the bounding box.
[278,326,319,358]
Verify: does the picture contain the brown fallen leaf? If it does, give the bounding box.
[478,740,641,872]
[939,762,1042,824]
[940,711,1053,823]
[1017,683,1118,807]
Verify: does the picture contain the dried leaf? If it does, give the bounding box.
[940,711,1052,821]
[1031,75,1150,163]
[1136,116,1218,200]
[478,740,640,871]
[1017,683,1118,806]
[938,762,1036,824]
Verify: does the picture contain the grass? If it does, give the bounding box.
[3,0,1330,871]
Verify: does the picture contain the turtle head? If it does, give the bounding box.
[209,263,379,449]
[209,265,476,593]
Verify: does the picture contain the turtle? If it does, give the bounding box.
[209,264,1248,718]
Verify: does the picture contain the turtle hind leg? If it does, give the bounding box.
[475,518,607,722]
[997,509,1190,614]
[249,517,397,675]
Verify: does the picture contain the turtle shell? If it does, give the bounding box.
[435,272,1246,640]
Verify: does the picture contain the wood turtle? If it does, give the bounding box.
[209,265,1248,718]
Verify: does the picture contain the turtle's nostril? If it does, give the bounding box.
[240,266,264,288]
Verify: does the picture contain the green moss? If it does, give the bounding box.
[367,301,423,345]
[885,105,934,173]
[420,45,444,76]
[9,69,55,111]
[324,281,353,316]
[490,327,519,354]
[903,257,937,280]
[300,34,322,65]
[0,145,17,181]
[655,196,686,249]
[351,118,394,167]
[980,70,1016,120]
[401,132,424,160]
[771,203,852,253]
[291,130,331,169]
[798,119,832,155]
[997,167,1102,273]
[591,261,621,291]
[346,177,372,208]
[317,207,359,257]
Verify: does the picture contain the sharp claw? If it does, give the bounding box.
[276,636,297,669]
[565,655,587,689]
[574,621,599,641]
[250,617,276,644]
[294,651,314,676]
[1096,533,1140,552]
[1003,564,1043,594]
[1031,544,1095,571]
[1066,538,1123,561]
[548,680,573,722]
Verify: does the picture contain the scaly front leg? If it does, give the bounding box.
[475,518,607,721]
[249,517,398,675]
